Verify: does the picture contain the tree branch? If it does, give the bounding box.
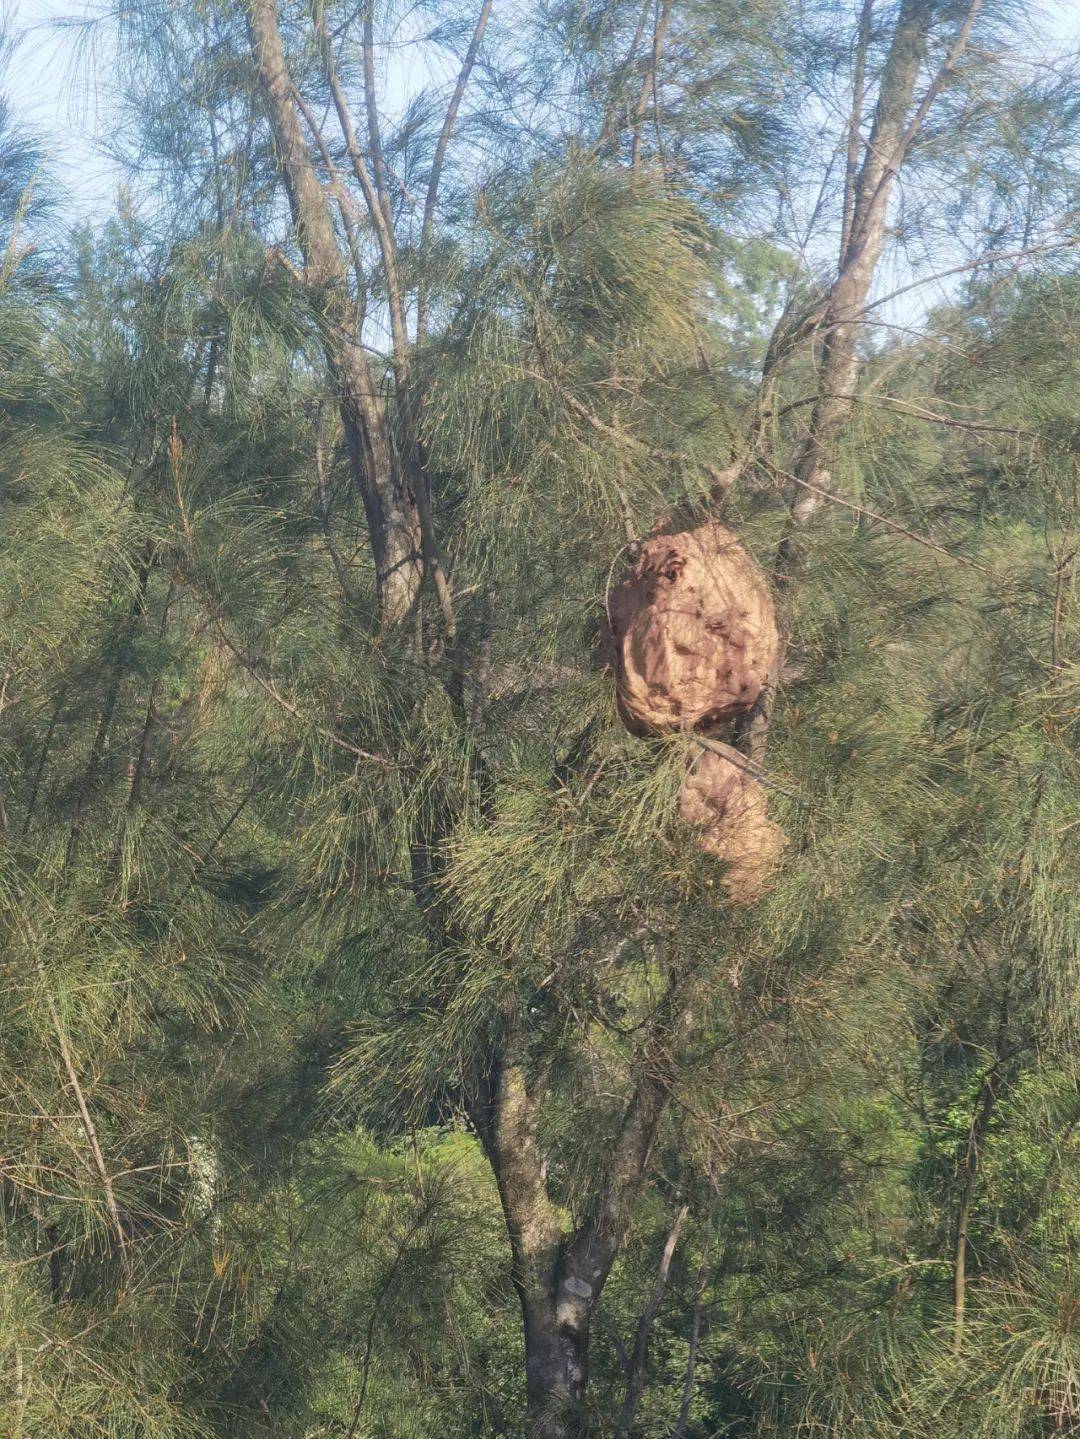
[416,0,493,343]
[521,367,733,494]
[615,1203,689,1439]
[292,83,369,304]
[859,236,1079,319]
[889,0,984,178]
[312,7,409,378]
[25,933,131,1272]
[764,458,991,575]
[630,0,674,172]
[560,971,688,1312]
[669,1262,707,1439]
[361,1,396,240]
[773,389,1034,439]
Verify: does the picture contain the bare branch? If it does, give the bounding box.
[312,9,409,377]
[22,930,131,1272]
[630,0,674,172]
[890,0,984,177]
[416,0,493,343]
[693,734,805,805]
[669,1262,707,1439]
[594,0,653,155]
[615,1204,689,1439]
[764,458,991,575]
[361,2,395,239]
[773,389,1034,439]
[1051,547,1074,671]
[859,236,1080,318]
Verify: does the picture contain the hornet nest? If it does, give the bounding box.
[678,748,788,905]
[602,520,785,902]
[603,522,779,735]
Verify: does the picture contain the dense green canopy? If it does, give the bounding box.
[0,1,1076,1435]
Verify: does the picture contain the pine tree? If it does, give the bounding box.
[1,1,1077,1435]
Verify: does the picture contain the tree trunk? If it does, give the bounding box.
[790,0,936,524]
[246,0,422,625]
[522,1295,590,1438]
[468,1044,586,1435]
[469,1045,577,1431]
[467,1023,670,1436]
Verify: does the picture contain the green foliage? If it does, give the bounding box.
[1,2,1078,1436]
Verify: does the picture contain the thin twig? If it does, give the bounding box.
[416,0,493,343]
[859,237,1080,319]
[28,939,130,1272]
[313,400,359,604]
[764,459,992,575]
[521,367,731,490]
[670,1260,708,1438]
[693,734,806,806]
[312,7,408,375]
[200,600,393,767]
[1051,546,1074,671]
[772,390,1034,440]
[345,1199,442,1439]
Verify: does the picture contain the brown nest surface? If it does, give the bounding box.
[604,522,779,735]
[679,748,787,904]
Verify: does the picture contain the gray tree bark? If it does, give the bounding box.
[789,0,938,526]
[246,0,422,626]
[469,985,681,1437]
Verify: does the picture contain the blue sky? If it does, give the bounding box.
[6,0,1078,329]
[11,1,1076,217]
[7,0,120,215]
[6,0,459,218]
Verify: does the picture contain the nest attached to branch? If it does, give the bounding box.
[603,522,779,735]
[679,748,787,904]
[601,520,786,902]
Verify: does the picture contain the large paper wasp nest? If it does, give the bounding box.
[604,523,779,735]
[602,521,785,902]
[679,748,787,904]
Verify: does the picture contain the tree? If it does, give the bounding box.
[2,0,1078,1434]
